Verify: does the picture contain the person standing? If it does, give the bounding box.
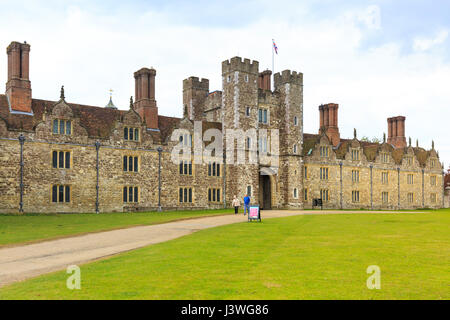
[243,194,250,215]
[232,195,240,214]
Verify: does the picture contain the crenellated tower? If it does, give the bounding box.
[221,57,259,130]
[274,70,304,208]
[221,57,260,205]
[183,77,209,121]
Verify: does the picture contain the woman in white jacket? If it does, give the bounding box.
[232,195,240,214]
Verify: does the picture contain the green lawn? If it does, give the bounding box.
[0,209,233,246]
[1,210,449,299]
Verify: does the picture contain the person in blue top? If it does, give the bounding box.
[243,194,250,215]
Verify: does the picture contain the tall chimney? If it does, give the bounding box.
[258,70,272,91]
[134,68,158,129]
[318,103,340,147]
[387,116,406,148]
[6,41,32,113]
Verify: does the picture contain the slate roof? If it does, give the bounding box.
[445,170,450,188]
[0,94,226,145]
[302,131,433,166]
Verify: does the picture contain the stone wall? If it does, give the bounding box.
[303,135,443,210]
[0,52,444,214]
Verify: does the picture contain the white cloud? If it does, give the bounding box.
[0,3,448,166]
[413,30,449,52]
[357,5,382,30]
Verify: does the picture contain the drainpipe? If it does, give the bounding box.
[339,161,343,209]
[95,141,100,214]
[19,134,25,213]
[422,169,425,208]
[157,147,162,212]
[223,152,227,208]
[443,170,445,209]
[370,164,373,210]
[397,167,400,209]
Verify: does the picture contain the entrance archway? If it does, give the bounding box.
[259,167,276,210]
[260,175,272,210]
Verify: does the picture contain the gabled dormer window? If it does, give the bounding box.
[405,156,413,166]
[124,127,139,141]
[320,146,329,158]
[352,149,360,161]
[381,152,389,163]
[53,119,71,135]
[431,159,436,168]
[179,134,192,147]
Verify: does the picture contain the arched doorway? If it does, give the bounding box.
[260,175,272,209]
[259,167,276,210]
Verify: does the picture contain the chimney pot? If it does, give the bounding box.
[6,41,32,113]
[318,103,340,147]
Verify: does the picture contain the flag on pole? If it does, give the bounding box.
[272,39,278,54]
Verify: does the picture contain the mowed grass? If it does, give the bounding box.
[0,209,233,246]
[1,210,449,299]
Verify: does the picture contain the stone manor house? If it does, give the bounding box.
[0,41,444,213]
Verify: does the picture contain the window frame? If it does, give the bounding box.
[52,150,71,169]
[320,189,329,202]
[123,127,140,142]
[352,190,360,203]
[381,171,389,184]
[51,184,71,203]
[52,119,72,135]
[351,149,360,161]
[430,193,437,203]
[431,175,437,186]
[123,186,139,203]
[320,167,329,180]
[382,191,389,204]
[258,108,269,124]
[208,188,222,203]
[179,187,193,203]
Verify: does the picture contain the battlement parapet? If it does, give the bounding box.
[274,70,303,87]
[222,56,259,75]
[183,76,209,91]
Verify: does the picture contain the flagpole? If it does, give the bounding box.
[272,40,274,75]
[272,40,274,86]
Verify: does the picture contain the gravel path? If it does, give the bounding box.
[0,209,420,287]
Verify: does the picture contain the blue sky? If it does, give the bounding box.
[0,0,449,167]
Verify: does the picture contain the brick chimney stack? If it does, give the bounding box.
[134,67,158,129]
[6,41,32,113]
[319,103,340,147]
[387,116,406,148]
[258,70,272,91]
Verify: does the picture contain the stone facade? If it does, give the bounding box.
[0,41,444,213]
[444,169,450,208]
